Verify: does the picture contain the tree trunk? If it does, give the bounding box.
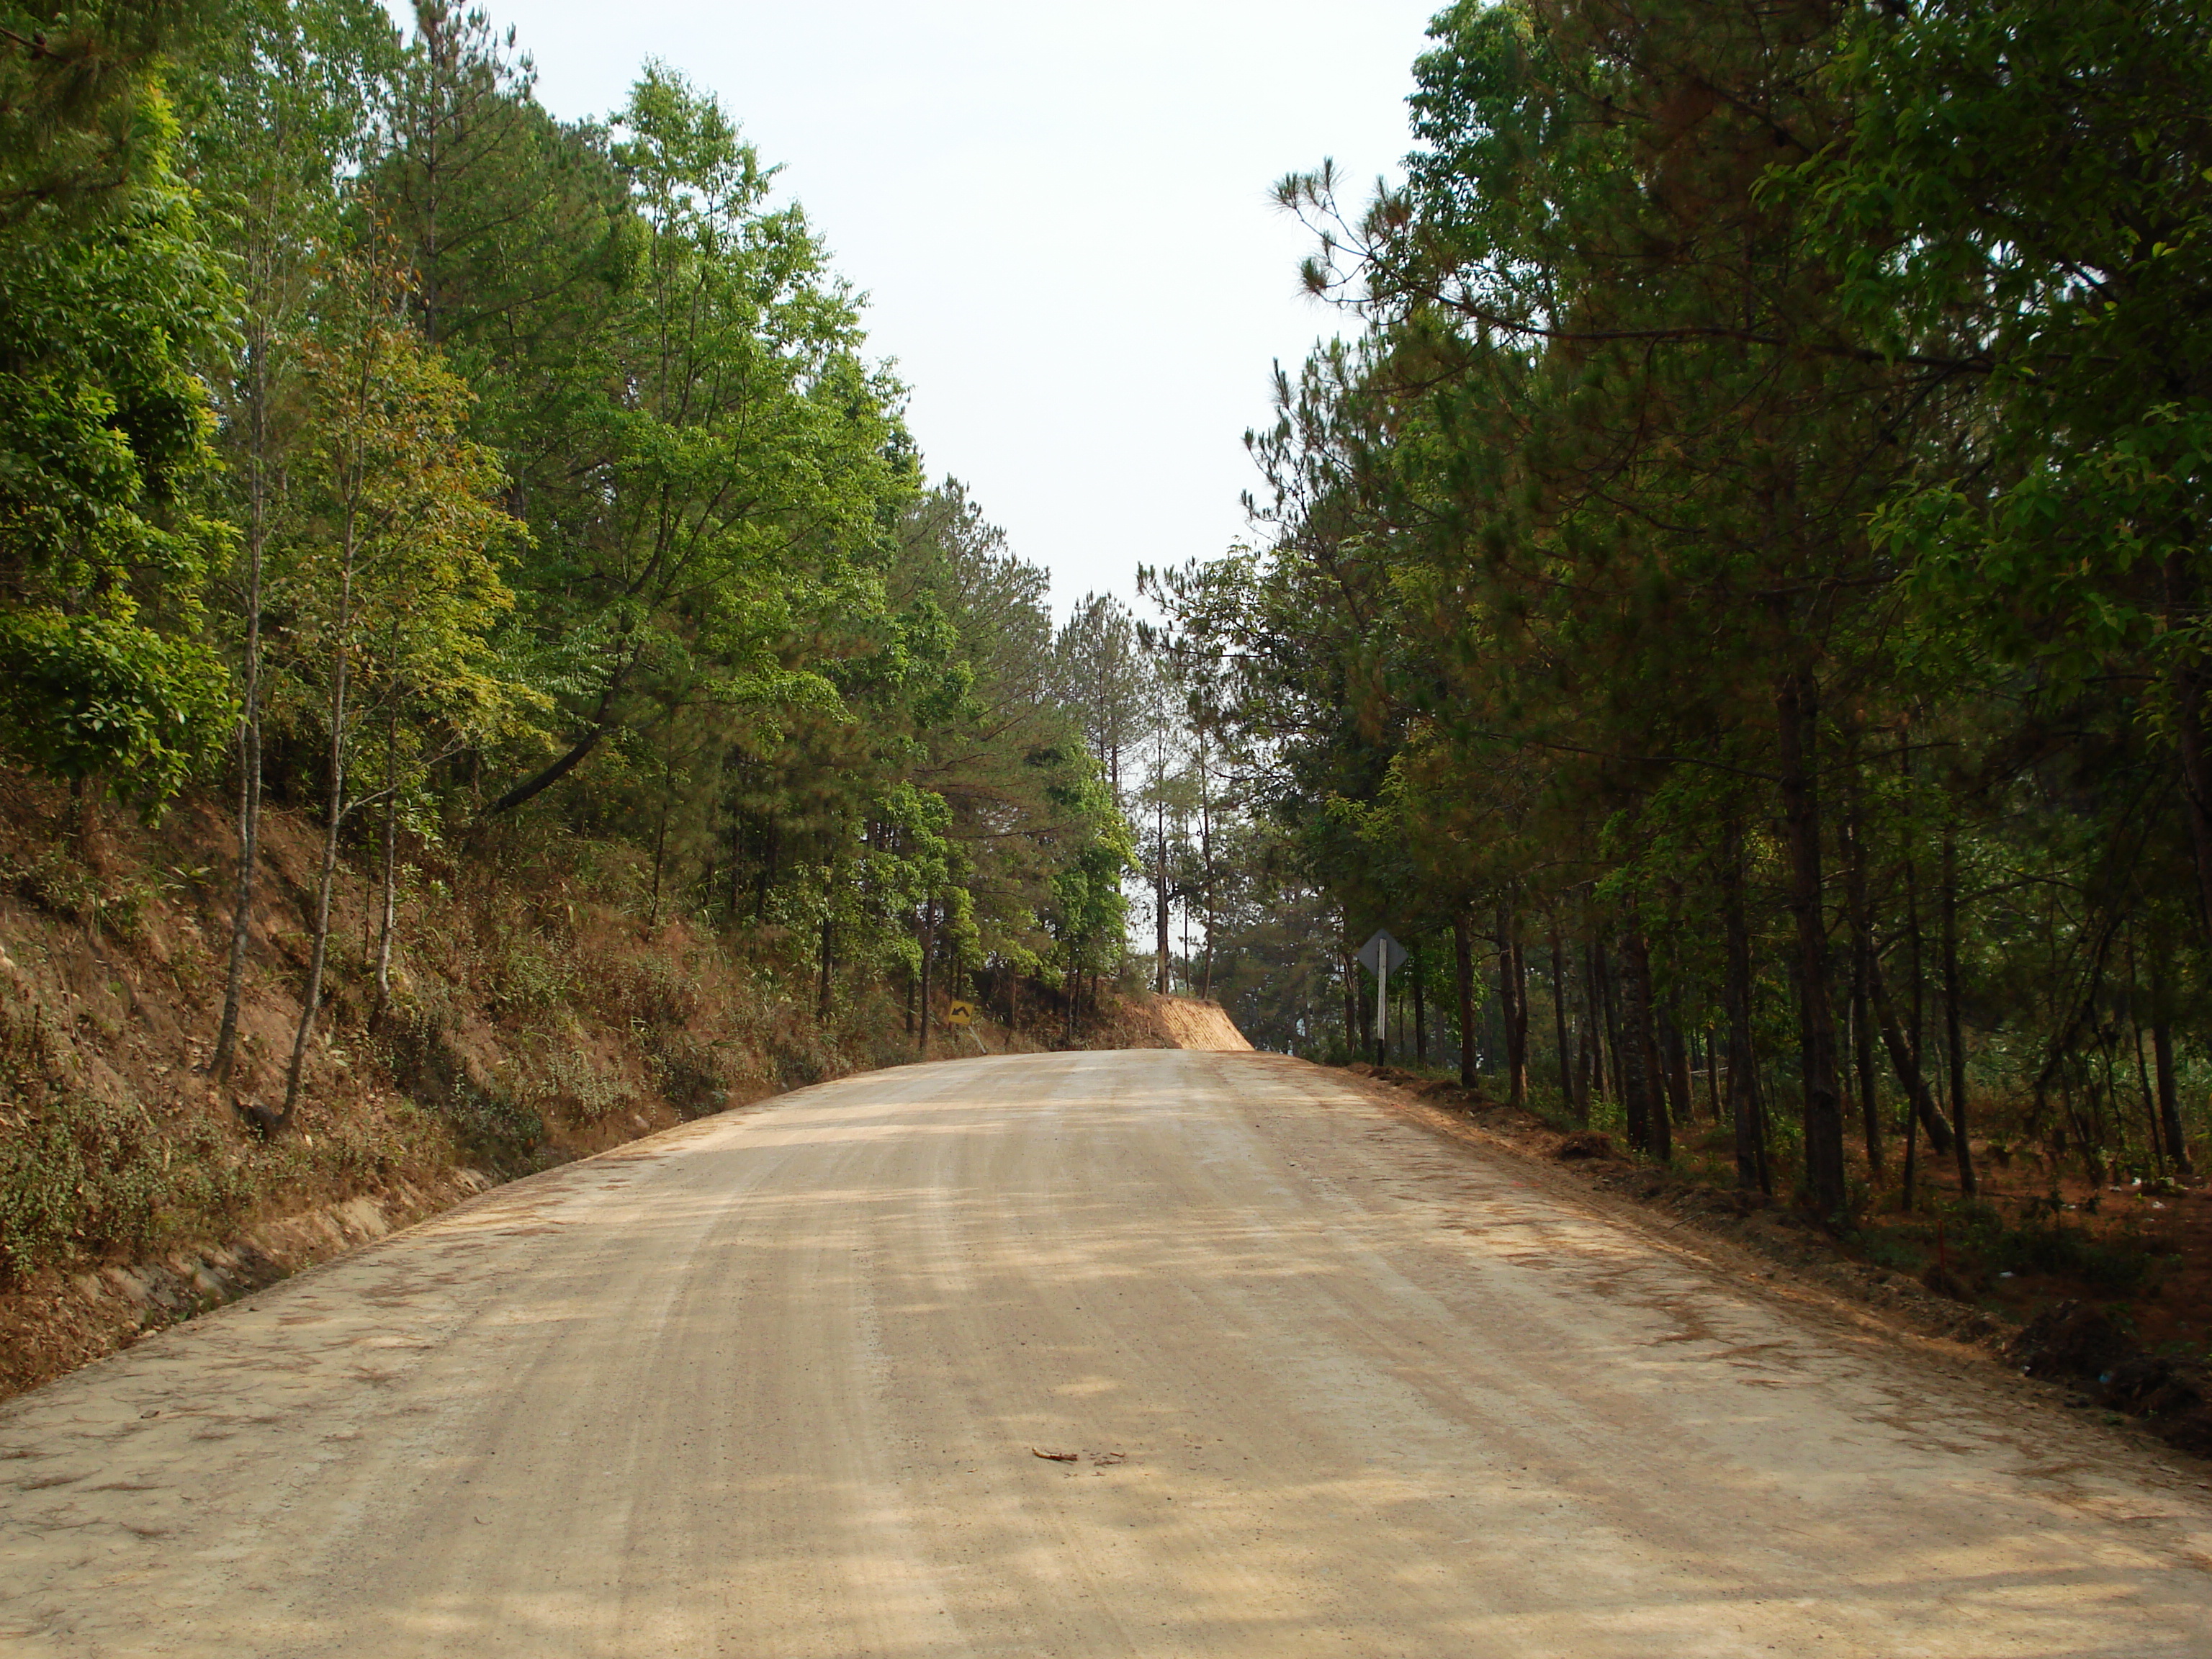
[1722,820,1769,1194]
[2154,1019,2193,1176]
[1595,940,1624,1105]
[1342,957,1357,1057]
[1550,917,1574,1111]
[1622,923,1669,1161]
[1155,797,1172,995]
[1356,947,1374,1057]
[1578,930,1600,1110]
[1940,827,1977,1198]
[2164,550,2212,943]
[1197,732,1215,999]
[918,898,935,1056]
[1845,770,1882,1180]
[817,906,834,1022]
[1496,902,1526,1107]
[212,343,270,1087]
[2132,998,2165,1168]
[1866,952,1956,1155]
[373,703,400,1016]
[1411,944,1428,1067]
[1778,668,1846,1220]
[486,721,608,816]
[213,699,262,1086]
[1660,986,1691,1130]
[282,529,356,1125]
[1452,912,1476,1089]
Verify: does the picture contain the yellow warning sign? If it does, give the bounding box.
[945,999,976,1028]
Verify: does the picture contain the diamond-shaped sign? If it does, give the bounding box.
[1356,930,1408,978]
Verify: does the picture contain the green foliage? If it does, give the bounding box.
[1153,0,2212,1205]
[0,0,1136,1182]
[0,69,234,801]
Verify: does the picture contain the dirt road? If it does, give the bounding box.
[5,1051,2210,1656]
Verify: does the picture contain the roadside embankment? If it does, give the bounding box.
[0,770,1195,1401]
[1337,1061,2212,1467]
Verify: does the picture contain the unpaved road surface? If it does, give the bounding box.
[6,1051,2211,1657]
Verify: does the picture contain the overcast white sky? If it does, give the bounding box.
[445,1,1443,613]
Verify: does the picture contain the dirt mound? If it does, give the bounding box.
[1149,997,1252,1051]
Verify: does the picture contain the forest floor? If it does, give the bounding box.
[0,770,1206,1403]
[1339,1061,2212,1466]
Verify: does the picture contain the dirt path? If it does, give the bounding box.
[4,1051,2209,1656]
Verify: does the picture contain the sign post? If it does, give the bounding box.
[1355,930,1408,1067]
[945,999,989,1054]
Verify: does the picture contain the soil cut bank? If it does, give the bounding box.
[0,770,1233,1402]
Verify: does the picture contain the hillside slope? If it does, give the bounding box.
[1148,996,1253,1051]
[0,773,1163,1399]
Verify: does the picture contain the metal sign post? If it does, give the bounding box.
[945,999,989,1054]
[1355,930,1408,1067]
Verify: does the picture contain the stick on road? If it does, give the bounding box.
[4,1050,2209,1655]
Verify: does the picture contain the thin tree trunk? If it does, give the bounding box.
[2131,998,2164,1168]
[1900,1077,1920,1213]
[1155,792,1171,995]
[373,703,400,1014]
[486,720,609,815]
[1722,820,1768,1193]
[1411,944,1428,1067]
[1778,668,1846,1220]
[1578,929,1600,1108]
[212,341,270,1087]
[1845,768,1882,1181]
[1660,985,1691,1129]
[1497,901,1527,1107]
[818,906,834,1022]
[1940,827,1977,1198]
[1622,922,1669,1161]
[1452,912,1476,1088]
[919,898,935,1056]
[2153,1018,2193,1176]
[282,523,357,1124]
[1549,917,1573,1110]
[1198,729,1215,999]
[1340,922,1358,1058]
[2164,550,2212,943]
[1596,940,1624,1105]
[214,698,262,1085]
[1866,953,1956,1154]
[1344,942,1362,1057]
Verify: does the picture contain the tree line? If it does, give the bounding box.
[1154,0,2212,1220]
[0,0,1138,1107]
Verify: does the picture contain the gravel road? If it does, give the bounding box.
[4,1049,2211,1656]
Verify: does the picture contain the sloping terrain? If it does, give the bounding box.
[1148,994,1253,1051]
[0,773,1143,1400]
